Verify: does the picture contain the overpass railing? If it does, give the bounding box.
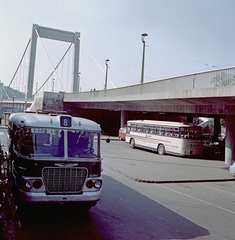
[65,66,235,101]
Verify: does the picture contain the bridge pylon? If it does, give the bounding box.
[27,24,81,98]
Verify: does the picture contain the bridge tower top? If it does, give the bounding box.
[27,24,80,98]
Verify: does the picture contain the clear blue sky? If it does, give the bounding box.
[1,0,235,93]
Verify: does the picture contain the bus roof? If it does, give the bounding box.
[127,120,198,127]
[9,112,101,131]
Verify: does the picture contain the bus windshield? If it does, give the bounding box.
[68,130,98,158]
[20,128,64,158]
[19,128,99,158]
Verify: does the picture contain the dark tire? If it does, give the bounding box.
[158,144,165,155]
[130,138,135,149]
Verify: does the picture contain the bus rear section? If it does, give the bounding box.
[7,112,103,209]
[126,120,203,156]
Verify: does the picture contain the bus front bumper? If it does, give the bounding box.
[17,190,102,203]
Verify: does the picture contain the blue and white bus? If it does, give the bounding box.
[7,112,103,209]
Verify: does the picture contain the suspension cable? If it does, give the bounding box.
[8,38,31,87]
[34,43,73,95]
[147,45,221,69]
[34,28,65,92]
[2,84,10,99]
[77,36,116,88]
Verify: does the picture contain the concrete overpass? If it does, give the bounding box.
[64,66,235,115]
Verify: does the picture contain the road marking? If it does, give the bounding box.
[159,184,235,214]
[199,182,235,196]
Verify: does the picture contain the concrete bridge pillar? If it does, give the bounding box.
[214,117,220,140]
[120,110,127,127]
[225,115,235,165]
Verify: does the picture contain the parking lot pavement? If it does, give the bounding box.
[102,138,235,183]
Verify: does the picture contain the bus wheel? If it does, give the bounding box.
[130,139,135,148]
[158,144,165,155]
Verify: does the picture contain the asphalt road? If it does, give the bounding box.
[100,140,235,240]
[1,129,234,240]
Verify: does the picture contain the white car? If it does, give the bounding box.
[229,163,235,176]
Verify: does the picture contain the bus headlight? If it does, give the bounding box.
[33,180,42,189]
[25,181,33,189]
[94,179,102,189]
[86,180,94,188]
[86,179,102,189]
[25,179,42,189]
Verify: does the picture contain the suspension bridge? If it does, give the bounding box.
[0,23,114,115]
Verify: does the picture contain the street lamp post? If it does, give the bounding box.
[0,81,2,119]
[52,78,55,92]
[36,82,38,95]
[140,33,148,84]
[24,85,27,111]
[12,93,15,113]
[78,72,81,92]
[104,59,110,90]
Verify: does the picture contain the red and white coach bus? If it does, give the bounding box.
[126,120,203,156]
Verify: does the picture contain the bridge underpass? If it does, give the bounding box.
[63,93,227,141]
[61,66,235,165]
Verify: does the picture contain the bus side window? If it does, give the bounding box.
[160,127,165,136]
[143,125,150,133]
[130,124,136,132]
[180,127,189,138]
[172,127,179,137]
[137,126,142,132]
[150,126,156,134]
[21,131,34,155]
[156,126,160,135]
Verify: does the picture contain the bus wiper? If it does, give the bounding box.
[76,129,85,144]
[34,134,37,151]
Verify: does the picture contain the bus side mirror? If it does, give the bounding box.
[106,138,110,143]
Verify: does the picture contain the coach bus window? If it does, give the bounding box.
[180,127,188,138]
[159,127,165,136]
[150,126,156,134]
[130,124,136,131]
[165,127,171,136]
[143,125,150,133]
[137,125,142,132]
[172,127,179,137]
[156,126,161,135]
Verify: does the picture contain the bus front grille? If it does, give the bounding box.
[42,167,87,194]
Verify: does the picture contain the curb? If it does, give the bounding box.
[132,178,235,184]
[104,164,235,184]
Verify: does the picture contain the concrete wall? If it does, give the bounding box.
[27,91,64,113]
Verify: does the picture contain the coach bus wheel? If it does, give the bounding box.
[158,144,165,155]
[130,139,135,149]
